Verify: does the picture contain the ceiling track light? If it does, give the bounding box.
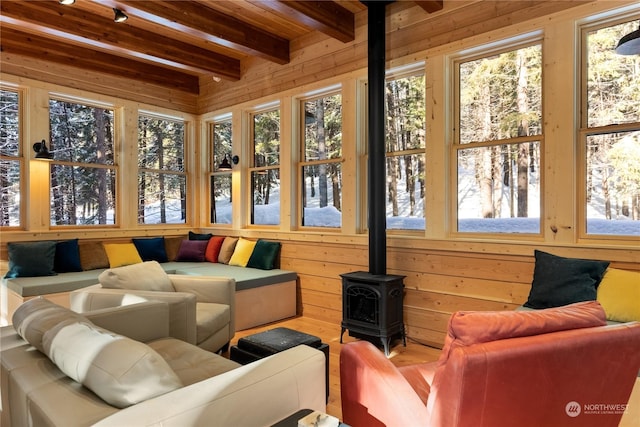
[59,0,76,5]
[113,8,128,23]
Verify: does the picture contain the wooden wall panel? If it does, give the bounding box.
[2,1,637,351]
[1,53,198,114]
[2,232,637,348]
[198,1,588,113]
[278,238,638,349]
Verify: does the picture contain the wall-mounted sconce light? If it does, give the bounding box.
[33,139,54,160]
[218,154,239,171]
[113,8,128,23]
[616,21,640,55]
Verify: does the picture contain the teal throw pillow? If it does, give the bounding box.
[523,250,609,309]
[5,241,57,278]
[54,239,82,273]
[247,240,281,270]
[132,237,168,263]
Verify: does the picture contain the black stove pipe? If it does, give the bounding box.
[367,2,387,275]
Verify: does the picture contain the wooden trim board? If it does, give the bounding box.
[234,280,297,331]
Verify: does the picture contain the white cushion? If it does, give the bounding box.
[42,321,182,408]
[12,297,86,353]
[148,337,240,386]
[98,260,174,292]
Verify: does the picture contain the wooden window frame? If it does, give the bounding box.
[450,36,544,238]
[297,87,344,231]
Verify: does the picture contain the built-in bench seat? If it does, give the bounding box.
[1,262,297,329]
[170,263,298,330]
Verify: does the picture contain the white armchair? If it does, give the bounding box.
[70,261,235,353]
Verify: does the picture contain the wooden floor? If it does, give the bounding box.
[223,316,442,420]
[225,316,640,426]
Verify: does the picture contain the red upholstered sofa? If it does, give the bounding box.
[340,301,640,427]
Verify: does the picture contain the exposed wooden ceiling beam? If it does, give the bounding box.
[0,0,241,80]
[414,1,444,14]
[0,27,200,94]
[256,0,355,43]
[110,0,291,65]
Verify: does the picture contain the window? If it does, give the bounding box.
[385,67,426,230]
[0,89,21,227]
[210,117,232,224]
[454,42,542,234]
[138,114,186,224]
[49,98,116,226]
[300,92,342,228]
[250,107,280,226]
[581,18,640,237]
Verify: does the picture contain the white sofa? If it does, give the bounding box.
[69,261,236,353]
[2,261,297,330]
[0,298,326,427]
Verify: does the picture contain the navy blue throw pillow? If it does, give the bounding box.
[189,231,213,241]
[54,239,83,273]
[132,237,169,263]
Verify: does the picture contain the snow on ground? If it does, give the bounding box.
[129,168,640,236]
[210,201,639,235]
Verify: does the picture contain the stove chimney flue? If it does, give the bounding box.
[367,1,388,275]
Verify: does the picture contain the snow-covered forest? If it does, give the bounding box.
[0,19,637,237]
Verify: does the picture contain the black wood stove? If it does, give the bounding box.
[340,271,406,356]
[339,2,406,357]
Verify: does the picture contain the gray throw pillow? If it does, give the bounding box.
[98,260,174,292]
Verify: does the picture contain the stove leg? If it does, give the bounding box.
[382,337,390,357]
[340,327,346,343]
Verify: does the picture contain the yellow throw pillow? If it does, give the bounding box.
[103,243,143,268]
[596,268,640,323]
[228,238,257,267]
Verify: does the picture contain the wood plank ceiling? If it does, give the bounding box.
[0,0,443,95]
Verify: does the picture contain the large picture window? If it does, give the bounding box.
[581,18,640,237]
[454,42,542,234]
[385,67,426,230]
[210,117,232,224]
[300,92,342,228]
[138,114,186,224]
[49,98,116,226]
[250,107,280,226]
[0,89,21,227]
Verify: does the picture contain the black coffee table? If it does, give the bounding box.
[230,327,330,400]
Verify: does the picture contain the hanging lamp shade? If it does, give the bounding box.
[218,154,238,171]
[218,154,232,171]
[615,22,640,55]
